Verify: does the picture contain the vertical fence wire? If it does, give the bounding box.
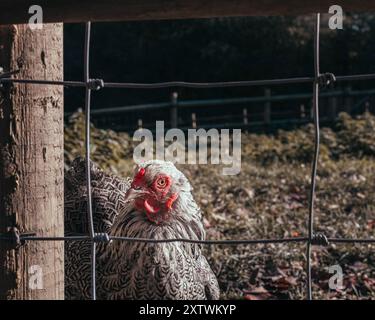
[83,21,97,300]
[306,13,321,300]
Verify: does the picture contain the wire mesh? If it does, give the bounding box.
[306,13,321,300]
[0,13,375,301]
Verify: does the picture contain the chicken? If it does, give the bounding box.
[64,157,220,300]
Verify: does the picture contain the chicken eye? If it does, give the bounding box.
[152,175,171,192]
[153,176,171,191]
[156,177,167,188]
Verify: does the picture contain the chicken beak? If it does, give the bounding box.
[125,187,148,203]
[124,187,136,201]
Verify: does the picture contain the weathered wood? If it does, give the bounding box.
[0,1,375,25]
[0,23,64,299]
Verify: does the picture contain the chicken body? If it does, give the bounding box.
[65,158,219,300]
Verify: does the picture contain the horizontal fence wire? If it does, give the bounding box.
[2,74,375,89]
[0,13,374,301]
[1,234,375,244]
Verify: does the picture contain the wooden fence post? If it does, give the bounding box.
[344,86,352,114]
[191,113,197,128]
[264,88,271,124]
[137,119,143,129]
[170,92,178,128]
[328,95,338,121]
[300,104,306,119]
[0,24,64,299]
[365,101,370,113]
[243,108,248,125]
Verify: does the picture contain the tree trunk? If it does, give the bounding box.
[0,23,64,299]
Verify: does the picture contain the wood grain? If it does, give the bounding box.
[0,23,64,299]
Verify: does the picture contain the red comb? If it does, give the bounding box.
[132,167,145,187]
[135,167,145,179]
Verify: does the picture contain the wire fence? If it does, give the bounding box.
[1,13,375,300]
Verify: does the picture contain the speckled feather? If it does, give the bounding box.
[64,157,219,300]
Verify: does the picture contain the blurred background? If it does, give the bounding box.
[64,13,375,132]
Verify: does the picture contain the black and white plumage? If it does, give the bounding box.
[64,157,220,300]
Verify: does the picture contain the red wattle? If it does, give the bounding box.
[144,198,161,214]
[166,193,179,210]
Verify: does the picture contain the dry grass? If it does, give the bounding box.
[65,111,375,300]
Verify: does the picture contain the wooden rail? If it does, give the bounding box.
[82,87,375,132]
[1,1,375,25]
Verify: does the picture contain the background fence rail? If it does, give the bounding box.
[79,87,375,132]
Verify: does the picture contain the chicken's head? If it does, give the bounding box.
[125,160,191,224]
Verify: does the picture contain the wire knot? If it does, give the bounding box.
[8,227,21,247]
[87,79,104,90]
[317,72,336,88]
[0,227,36,248]
[311,232,329,246]
[0,67,21,89]
[0,67,20,79]
[93,233,111,243]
